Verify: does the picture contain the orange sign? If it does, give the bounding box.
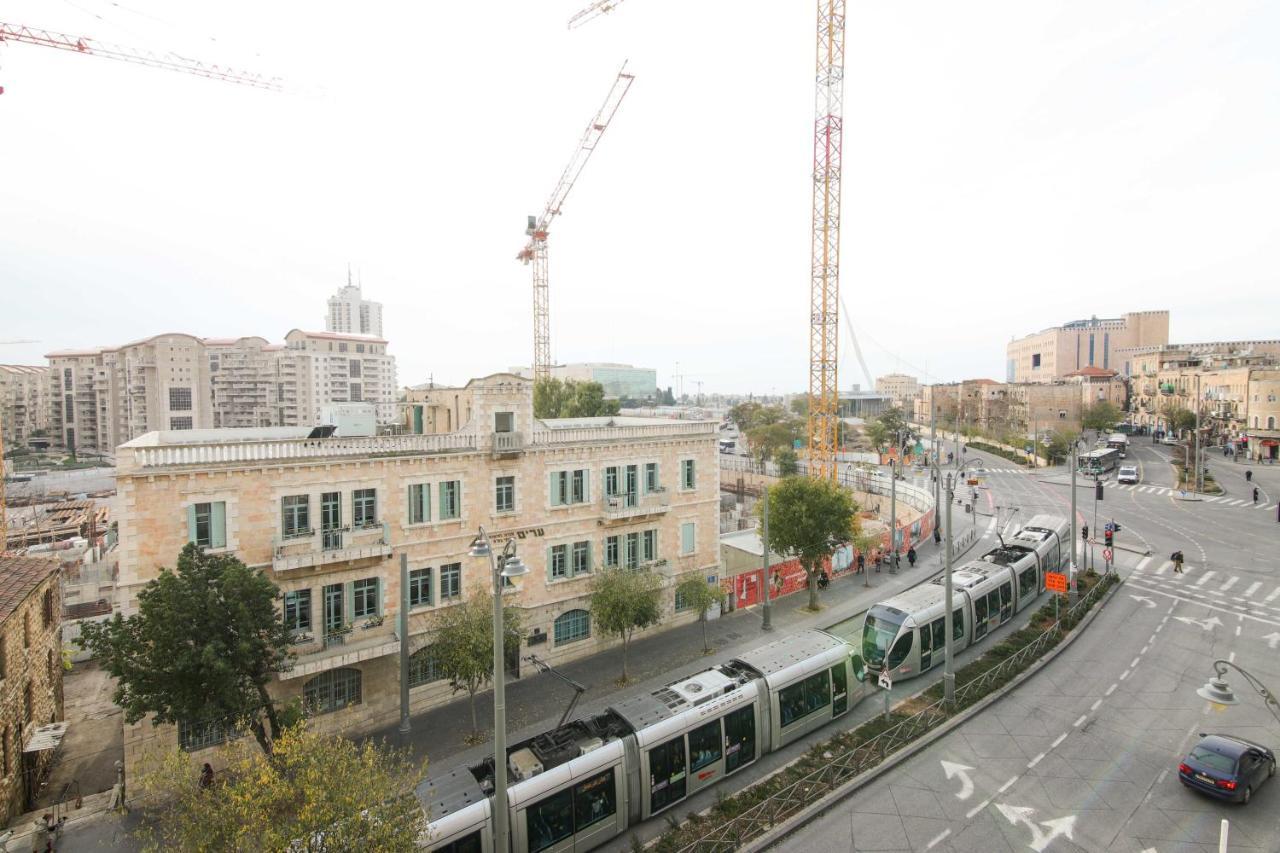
[1045,572,1068,594]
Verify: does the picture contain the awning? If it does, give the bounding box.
[24,721,68,753]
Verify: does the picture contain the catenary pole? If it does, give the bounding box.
[761,487,772,631]
[399,553,411,734]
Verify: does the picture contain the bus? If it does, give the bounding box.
[1078,447,1120,476]
[1105,433,1129,457]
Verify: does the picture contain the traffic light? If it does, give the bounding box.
[1081,524,1089,541]
[1095,481,1104,501]
[1104,529,1113,547]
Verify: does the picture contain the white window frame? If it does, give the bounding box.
[495,474,516,515]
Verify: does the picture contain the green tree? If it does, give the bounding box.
[589,568,663,682]
[775,447,800,477]
[432,587,524,738]
[747,421,800,466]
[789,397,809,419]
[1162,405,1197,434]
[864,420,891,455]
[77,544,292,756]
[759,477,857,611]
[728,401,762,430]
[675,575,722,653]
[1044,429,1079,465]
[1081,401,1121,433]
[875,406,915,443]
[133,722,426,853]
[533,378,620,419]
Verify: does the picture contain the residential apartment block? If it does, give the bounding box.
[0,556,65,825]
[916,371,1127,437]
[44,330,397,456]
[1006,310,1169,383]
[113,374,720,771]
[0,365,53,449]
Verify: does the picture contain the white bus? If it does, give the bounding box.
[1078,447,1120,476]
[1105,433,1129,458]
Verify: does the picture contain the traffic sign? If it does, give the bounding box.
[877,670,893,691]
[1104,522,1115,534]
[1045,571,1068,594]
[1103,548,1114,562]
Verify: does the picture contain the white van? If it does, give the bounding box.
[1117,465,1139,484]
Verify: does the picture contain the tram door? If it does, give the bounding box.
[920,619,945,671]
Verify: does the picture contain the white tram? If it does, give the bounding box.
[418,629,874,852]
[861,514,1069,682]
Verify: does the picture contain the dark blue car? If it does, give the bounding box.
[1178,734,1276,804]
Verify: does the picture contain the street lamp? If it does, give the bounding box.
[468,527,529,853]
[1196,660,1280,728]
[930,454,985,708]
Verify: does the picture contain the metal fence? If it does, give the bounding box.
[673,576,1115,852]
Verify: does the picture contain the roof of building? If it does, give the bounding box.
[0,556,59,623]
[285,329,388,344]
[1063,366,1119,378]
[203,336,271,347]
[0,364,50,375]
[44,349,105,358]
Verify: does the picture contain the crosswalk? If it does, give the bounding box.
[1130,560,1280,620]
[1108,482,1279,510]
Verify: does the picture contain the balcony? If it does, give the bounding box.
[601,490,670,523]
[272,522,392,572]
[492,430,524,458]
[279,623,400,681]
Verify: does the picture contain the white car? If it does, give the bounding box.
[1117,465,1139,484]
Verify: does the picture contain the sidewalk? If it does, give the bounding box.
[361,514,993,771]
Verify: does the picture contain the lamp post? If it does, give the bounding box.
[1196,660,1280,729]
[889,429,900,574]
[468,527,529,853]
[931,455,985,708]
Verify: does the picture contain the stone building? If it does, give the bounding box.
[1006,310,1169,383]
[0,556,65,825]
[874,374,920,410]
[402,383,474,435]
[113,374,720,772]
[326,280,384,338]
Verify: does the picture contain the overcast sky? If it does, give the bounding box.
[2,1,1277,394]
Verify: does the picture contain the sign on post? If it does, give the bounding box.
[877,670,893,691]
[1103,547,1114,563]
[1045,571,1068,595]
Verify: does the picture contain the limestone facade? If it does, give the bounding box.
[114,374,720,771]
[0,365,53,449]
[1006,310,1169,383]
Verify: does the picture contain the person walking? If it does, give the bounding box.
[1254,486,1260,504]
[907,546,917,568]
[1247,469,1253,482]
[856,552,865,575]
[1172,550,1184,574]
[933,527,942,545]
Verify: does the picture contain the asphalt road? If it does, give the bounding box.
[769,445,1280,852]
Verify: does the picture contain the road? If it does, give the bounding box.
[769,444,1280,852]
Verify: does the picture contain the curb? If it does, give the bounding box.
[741,577,1123,853]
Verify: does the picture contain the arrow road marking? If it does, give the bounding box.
[995,803,1077,852]
[941,760,975,800]
[1129,595,1156,608]
[1174,615,1223,631]
[1263,632,1280,650]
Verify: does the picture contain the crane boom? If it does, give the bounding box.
[568,0,628,29]
[518,63,634,383]
[0,21,283,90]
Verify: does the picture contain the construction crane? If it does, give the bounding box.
[805,1,846,481]
[0,21,284,91]
[568,0,628,29]
[518,64,634,383]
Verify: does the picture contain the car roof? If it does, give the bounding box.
[1195,734,1269,757]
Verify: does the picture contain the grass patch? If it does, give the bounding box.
[967,440,1039,468]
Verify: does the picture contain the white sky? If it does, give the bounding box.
[2,0,1277,394]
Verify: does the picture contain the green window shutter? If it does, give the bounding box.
[407,485,414,523]
[583,470,590,503]
[547,546,554,579]
[186,505,197,543]
[211,502,227,548]
[653,463,660,492]
[549,473,558,507]
[586,541,593,573]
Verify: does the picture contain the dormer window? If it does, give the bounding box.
[495,411,514,433]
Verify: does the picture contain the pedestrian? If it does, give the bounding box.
[1254,487,1260,504]
[199,762,214,790]
[1172,550,1184,574]
[856,552,865,574]
[907,546,917,567]
[873,549,881,573]
[933,527,942,545]
[1247,469,1253,482]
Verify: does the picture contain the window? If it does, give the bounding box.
[572,541,590,576]
[408,567,433,608]
[349,359,362,378]
[642,529,657,562]
[0,637,5,679]
[1031,353,1041,368]
[349,382,362,402]
[723,705,756,773]
[604,536,620,568]
[778,671,830,728]
[46,650,53,684]
[282,495,310,539]
[648,736,687,813]
[283,589,312,633]
[887,631,913,669]
[168,387,193,411]
[831,663,849,715]
[23,683,32,726]
[675,584,693,612]
[187,502,226,549]
[304,668,362,715]
[42,589,54,627]
[23,615,30,649]
[63,395,73,422]
[953,607,965,641]
[549,544,568,580]
[1,726,7,776]
[440,563,462,600]
[494,411,514,433]
[352,578,380,619]
[689,720,722,771]
[495,476,515,513]
[439,481,461,520]
[353,488,378,528]
[178,717,230,752]
[407,483,430,525]
[550,469,589,506]
[63,368,72,391]
[572,769,617,834]
[408,645,442,687]
[681,459,696,490]
[571,469,587,504]
[644,462,659,492]
[604,466,619,497]
[169,416,193,430]
[680,522,696,556]
[624,532,640,569]
[554,609,591,645]
[523,771,617,853]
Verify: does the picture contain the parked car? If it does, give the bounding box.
[1117,465,1139,484]
[1178,734,1276,804]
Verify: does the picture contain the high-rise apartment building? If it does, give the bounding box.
[1006,311,1169,383]
[0,365,53,448]
[282,330,398,425]
[326,281,384,338]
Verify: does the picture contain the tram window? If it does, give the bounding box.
[952,609,964,641]
[920,625,932,654]
[831,664,849,715]
[887,631,913,669]
[852,654,867,683]
[1047,539,1060,569]
[1018,567,1036,599]
[724,705,756,773]
[973,596,988,624]
[779,671,831,727]
[573,768,617,833]
[689,720,722,771]
[931,619,945,651]
[433,832,482,853]
[987,590,1002,620]
[999,583,1012,610]
[527,787,574,853]
[649,736,688,813]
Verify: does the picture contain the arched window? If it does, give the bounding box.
[408,646,442,688]
[554,609,591,645]
[304,667,362,715]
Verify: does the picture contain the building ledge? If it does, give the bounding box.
[279,633,400,680]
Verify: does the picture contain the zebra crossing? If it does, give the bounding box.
[1109,482,1279,510]
[1129,560,1280,620]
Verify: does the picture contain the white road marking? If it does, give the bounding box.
[1194,571,1217,587]
[1230,651,1238,662]
[1135,556,1152,573]
[940,761,975,800]
[1120,669,1131,681]
[1126,579,1280,627]
[1236,625,1242,637]
[1073,715,1087,727]
[1267,587,1280,603]
[1105,684,1117,696]
[966,798,991,819]
[1130,657,1141,668]
[1153,560,1171,575]
[1219,576,1240,592]
[1245,581,1263,597]
[1026,753,1044,769]
[926,829,952,850]
[1090,699,1102,711]
[1051,733,1067,749]
[1141,644,1150,654]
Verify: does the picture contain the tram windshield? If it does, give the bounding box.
[862,606,906,668]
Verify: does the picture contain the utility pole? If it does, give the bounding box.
[1069,440,1078,604]
[761,487,772,631]
[889,432,898,574]
[942,471,955,707]
[1194,374,1202,493]
[931,405,940,524]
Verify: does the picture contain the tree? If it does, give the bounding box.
[432,587,524,738]
[533,378,621,419]
[775,447,800,477]
[1162,405,1196,434]
[746,421,800,467]
[864,420,891,455]
[661,386,676,405]
[77,544,292,756]
[1044,429,1079,465]
[1081,401,1121,433]
[675,575,722,654]
[728,401,763,431]
[133,722,426,853]
[875,406,915,443]
[760,477,857,611]
[789,397,809,419]
[589,568,663,683]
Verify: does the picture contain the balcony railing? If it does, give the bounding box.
[602,490,670,522]
[492,431,524,456]
[272,522,392,572]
